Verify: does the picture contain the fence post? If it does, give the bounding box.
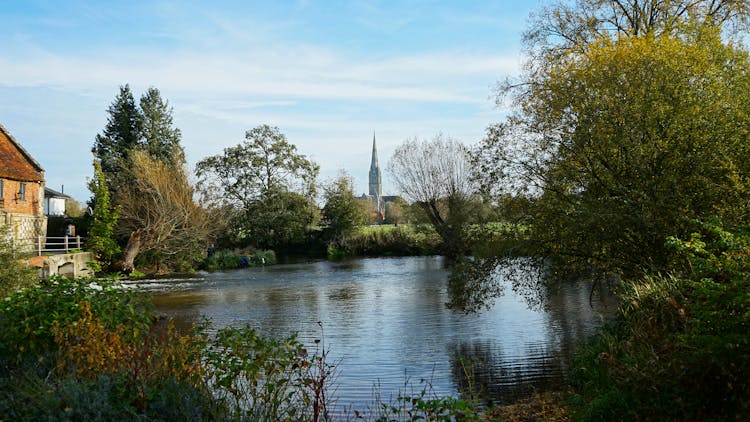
[76,235,81,250]
[64,235,69,252]
[37,235,42,256]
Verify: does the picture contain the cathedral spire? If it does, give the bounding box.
[368,131,383,213]
[370,131,379,168]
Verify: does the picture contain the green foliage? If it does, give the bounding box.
[92,84,142,197]
[329,224,441,258]
[0,225,38,298]
[195,124,318,209]
[465,222,529,258]
[364,377,482,422]
[92,86,194,273]
[203,325,330,420]
[196,124,319,250]
[0,274,499,421]
[570,221,750,420]
[0,277,152,366]
[203,249,277,271]
[253,249,277,266]
[245,189,320,249]
[0,278,222,420]
[322,172,368,242]
[479,15,750,277]
[138,86,185,167]
[93,85,186,200]
[86,160,120,271]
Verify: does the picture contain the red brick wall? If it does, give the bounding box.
[0,179,42,216]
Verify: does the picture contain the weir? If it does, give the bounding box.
[29,252,94,279]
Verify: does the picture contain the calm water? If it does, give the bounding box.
[142,256,616,408]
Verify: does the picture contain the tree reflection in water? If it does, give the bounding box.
[446,257,551,313]
[446,257,619,405]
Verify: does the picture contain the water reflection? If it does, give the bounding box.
[145,256,615,409]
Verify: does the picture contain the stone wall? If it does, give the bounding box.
[40,252,94,279]
[0,211,47,253]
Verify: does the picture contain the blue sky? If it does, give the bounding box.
[1,0,541,202]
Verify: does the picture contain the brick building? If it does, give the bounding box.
[0,123,47,251]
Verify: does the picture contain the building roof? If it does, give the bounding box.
[44,187,71,199]
[0,122,44,182]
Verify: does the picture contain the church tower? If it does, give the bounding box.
[368,132,383,213]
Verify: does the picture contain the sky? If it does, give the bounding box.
[0,0,542,202]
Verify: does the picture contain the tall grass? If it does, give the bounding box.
[328,224,441,258]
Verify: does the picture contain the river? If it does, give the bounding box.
[141,256,616,410]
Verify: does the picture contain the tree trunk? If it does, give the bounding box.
[121,230,143,273]
[418,200,466,260]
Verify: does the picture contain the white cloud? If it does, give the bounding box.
[0,4,523,202]
[0,41,519,105]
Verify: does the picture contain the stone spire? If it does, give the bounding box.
[368,132,383,212]
[370,131,379,168]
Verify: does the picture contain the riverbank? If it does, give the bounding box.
[0,276,522,420]
[5,219,746,421]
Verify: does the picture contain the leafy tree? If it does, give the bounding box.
[117,150,210,273]
[244,190,320,249]
[64,197,86,218]
[384,197,407,225]
[322,172,368,241]
[139,87,185,167]
[356,197,378,225]
[196,125,318,208]
[476,2,750,276]
[195,124,319,249]
[86,161,120,271]
[387,134,477,258]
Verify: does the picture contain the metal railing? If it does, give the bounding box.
[35,236,85,256]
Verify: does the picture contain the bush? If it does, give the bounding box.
[331,224,441,258]
[0,277,153,366]
[0,225,39,298]
[570,220,750,420]
[203,249,277,271]
[0,276,338,421]
[204,325,334,420]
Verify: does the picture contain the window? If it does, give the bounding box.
[18,182,26,201]
[0,180,3,198]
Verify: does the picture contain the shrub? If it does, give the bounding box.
[0,225,39,298]
[0,277,152,366]
[333,224,441,258]
[203,249,277,271]
[204,325,334,420]
[0,276,340,421]
[570,220,750,420]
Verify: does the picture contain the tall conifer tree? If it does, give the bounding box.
[92,84,142,200]
[139,87,185,167]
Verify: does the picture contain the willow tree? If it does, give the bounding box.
[476,0,750,276]
[388,134,477,258]
[117,150,210,272]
